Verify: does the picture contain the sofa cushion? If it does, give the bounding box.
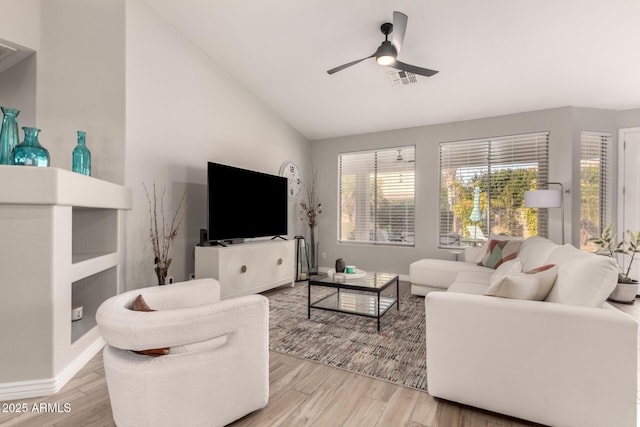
[410,259,492,290]
[479,239,522,269]
[484,265,558,300]
[456,269,496,285]
[517,236,559,272]
[447,281,488,295]
[545,244,619,307]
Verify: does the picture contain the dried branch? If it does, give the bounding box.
[143,182,187,271]
[300,168,322,228]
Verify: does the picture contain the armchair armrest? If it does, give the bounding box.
[99,289,269,427]
[425,292,637,427]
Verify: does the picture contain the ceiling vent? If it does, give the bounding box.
[388,70,418,87]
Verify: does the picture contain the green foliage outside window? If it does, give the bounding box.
[442,167,539,240]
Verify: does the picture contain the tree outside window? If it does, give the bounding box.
[439,132,549,246]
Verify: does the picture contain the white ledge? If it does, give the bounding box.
[0,166,132,209]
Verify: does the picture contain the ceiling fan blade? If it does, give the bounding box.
[392,60,439,77]
[392,11,408,53]
[327,55,374,75]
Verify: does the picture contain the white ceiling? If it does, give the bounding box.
[143,0,640,141]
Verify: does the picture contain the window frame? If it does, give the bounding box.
[579,131,612,250]
[337,145,416,247]
[438,132,550,248]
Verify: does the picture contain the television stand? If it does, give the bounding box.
[195,239,295,299]
[198,241,227,247]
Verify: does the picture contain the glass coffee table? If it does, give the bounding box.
[308,272,399,331]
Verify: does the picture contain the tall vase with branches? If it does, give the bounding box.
[300,171,322,274]
[144,183,186,285]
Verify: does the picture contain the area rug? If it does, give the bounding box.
[268,282,427,391]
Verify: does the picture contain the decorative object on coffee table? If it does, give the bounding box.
[327,268,367,279]
[143,182,186,285]
[300,168,321,274]
[588,224,640,303]
[335,258,345,273]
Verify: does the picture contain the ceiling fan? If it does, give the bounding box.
[327,11,438,78]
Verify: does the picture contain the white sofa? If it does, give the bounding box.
[411,236,638,427]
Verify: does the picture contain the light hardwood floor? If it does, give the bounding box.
[1,283,637,427]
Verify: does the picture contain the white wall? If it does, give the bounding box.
[617,108,640,129]
[37,0,126,184]
[310,107,577,276]
[0,56,36,129]
[124,0,310,290]
[0,0,39,141]
[0,0,40,51]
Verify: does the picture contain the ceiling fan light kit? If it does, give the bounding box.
[327,11,438,78]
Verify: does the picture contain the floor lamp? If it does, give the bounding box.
[524,182,565,244]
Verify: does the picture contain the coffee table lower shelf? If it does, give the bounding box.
[309,290,398,331]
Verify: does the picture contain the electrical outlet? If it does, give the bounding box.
[167,276,174,284]
[189,273,195,280]
[322,252,327,259]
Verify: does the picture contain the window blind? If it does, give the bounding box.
[580,131,612,250]
[439,132,549,247]
[338,146,415,246]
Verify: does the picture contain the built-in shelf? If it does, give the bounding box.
[71,252,118,282]
[0,166,131,400]
[72,267,117,343]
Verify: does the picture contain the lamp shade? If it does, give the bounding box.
[524,189,562,208]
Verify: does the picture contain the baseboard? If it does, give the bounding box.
[0,337,105,401]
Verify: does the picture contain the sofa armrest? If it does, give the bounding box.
[425,292,638,427]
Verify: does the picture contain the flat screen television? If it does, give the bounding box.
[207,162,287,241]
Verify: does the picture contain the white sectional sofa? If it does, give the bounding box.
[410,236,638,427]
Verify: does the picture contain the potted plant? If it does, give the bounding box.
[588,224,640,303]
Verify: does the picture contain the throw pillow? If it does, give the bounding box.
[484,264,558,300]
[479,239,523,269]
[544,245,619,307]
[130,294,170,357]
[489,258,523,283]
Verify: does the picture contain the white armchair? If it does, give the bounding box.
[96,278,269,427]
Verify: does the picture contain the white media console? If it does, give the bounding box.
[194,239,295,299]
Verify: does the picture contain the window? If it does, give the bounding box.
[580,131,612,250]
[338,146,415,246]
[439,132,549,247]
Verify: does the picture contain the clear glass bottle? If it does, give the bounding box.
[0,107,20,165]
[12,127,50,167]
[72,130,91,176]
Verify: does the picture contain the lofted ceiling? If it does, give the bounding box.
[143,0,640,141]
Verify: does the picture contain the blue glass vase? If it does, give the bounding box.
[12,127,50,167]
[0,107,20,165]
[72,130,91,176]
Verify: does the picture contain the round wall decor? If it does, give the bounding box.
[279,160,303,199]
